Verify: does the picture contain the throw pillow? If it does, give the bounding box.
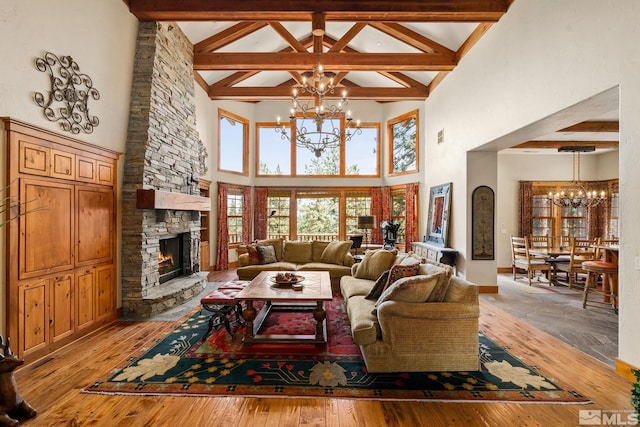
[373,275,439,313]
[419,262,453,302]
[311,241,330,262]
[283,241,313,263]
[364,270,390,300]
[353,249,397,280]
[256,238,283,261]
[256,244,277,264]
[383,263,420,291]
[246,245,261,265]
[427,276,451,302]
[320,240,353,265]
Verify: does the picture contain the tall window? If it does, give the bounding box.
[296,117,340,176]
[218,109,248,175]
[531,194,552,237]
[267,193,291,240]
[227,189,244,244]
[388,110,418,176]
[345,124,380,176]
[608,191,619,239]
[560,206,587,239]
[346,193,372,235]
[257,123,291,176]
[296,191,339,241]
[390,190,407,244]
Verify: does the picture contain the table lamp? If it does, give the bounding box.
[357,215,376,251]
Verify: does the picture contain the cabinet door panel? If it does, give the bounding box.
[19,139,50,176]
[18,280,48,355]
[96,160,114,186]
[76,187,114,266]
[51,275,74,342]
[77,156,96,183]
[76,268,95,330]
[19,179,74,279]
[50,149,75,180]
[96,265,114,320]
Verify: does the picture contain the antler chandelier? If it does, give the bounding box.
[548,146,607,208]
[276,64,361,157]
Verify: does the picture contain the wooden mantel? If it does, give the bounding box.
[136,189,211,211]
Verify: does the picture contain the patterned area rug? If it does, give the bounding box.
[84,296,589,403]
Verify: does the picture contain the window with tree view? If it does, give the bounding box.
[267,193,291,240]
[388,110,418,175]
[391,190,407,244]
[296,192,339,241]
[218,109,249,175]
[257,123,291,176]
[345,124,379,176]
[346,194,372,235]
[227,189,244,244]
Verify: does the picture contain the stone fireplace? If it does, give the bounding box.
[120,22,209,317]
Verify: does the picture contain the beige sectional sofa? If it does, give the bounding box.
[340,250,480,373]
[237,238,354,288]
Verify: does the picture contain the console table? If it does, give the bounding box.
[411,242,458,271]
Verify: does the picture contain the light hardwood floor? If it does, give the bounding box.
[15,269,634,426]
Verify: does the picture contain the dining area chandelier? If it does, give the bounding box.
[276,64,361,157]
[548,146,607,209]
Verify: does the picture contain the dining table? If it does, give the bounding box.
[529,246,571,285]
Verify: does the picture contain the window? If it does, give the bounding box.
[345,124,380,176]
[257,123,291,176]
[267,193,291,240]
[227,188,244,244]
[257,115,380,177]
[390,190,407,244]
[560,206,587,239]
[296,117,341,176]
[388,110,418,176]
[218,109,248,175]
[531,195,553,237]
[296,191,339,241]
[346,193,372,235]
[607,181,619,239]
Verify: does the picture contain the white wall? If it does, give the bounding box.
[424,0,640,368]
[0,0,138,336]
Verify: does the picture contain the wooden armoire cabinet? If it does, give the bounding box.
[3,118,120,361]
[198,179,211,272]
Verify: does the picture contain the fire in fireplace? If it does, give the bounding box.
[158,234,184,283]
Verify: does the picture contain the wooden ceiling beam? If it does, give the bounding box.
[208,86,429,101]
[268,22,307,52]
[513,140,619,150]
[194,22,267,53]
[194,52,456,71]
[368,22,455,55]
[328,23,367,53]
[558,121,620,133]
[126,0,508,22]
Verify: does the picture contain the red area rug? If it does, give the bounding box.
[84,295,590,403]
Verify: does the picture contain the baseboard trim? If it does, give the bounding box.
[616,358,639,382]
[497,267,512,274]
[479,285,499,293]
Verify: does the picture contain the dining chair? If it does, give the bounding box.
[555,238,597,288]
[511,235,552,286]
[529,235,551,249]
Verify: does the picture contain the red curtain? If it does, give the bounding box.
[243,186,252,244]
[405,183,418,244]
[518,181,533,237]
[370,187,383,244]
[253,187,268,240]
[215,183,229,271]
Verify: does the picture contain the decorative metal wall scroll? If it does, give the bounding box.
[472,185,495,260]
[34,52,100,134]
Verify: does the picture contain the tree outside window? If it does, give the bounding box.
[388,110,418,175]
[346,195,372,235]
[296,193,339,241]
[267,194,290,240]
[391,190,407,244]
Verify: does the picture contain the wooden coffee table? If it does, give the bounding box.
[234,271,332,345]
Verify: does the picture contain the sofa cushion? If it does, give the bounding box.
[353,249,397,280]
[257,244,278,264]
[419,262,453,302]
[320,240,353,265]
[340,276,377,299]
[283,241,313,263]
[345,295,380,346]
[311,241,330,262]
[374,275,439,313]
[364,270,390,300]
[297,263,352,279]
[236,262,299,280]
[246,245,261,265]
[256,238,284,261]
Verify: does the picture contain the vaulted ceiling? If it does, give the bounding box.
[123,0,619,153]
